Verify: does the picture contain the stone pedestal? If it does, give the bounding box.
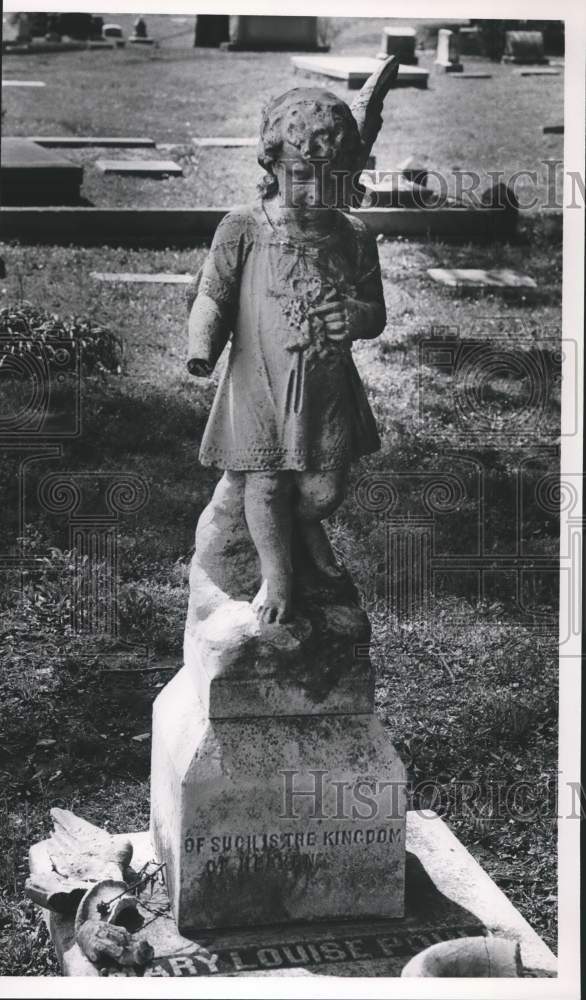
[435,29,463,73]
[150,472,406,933]
[378,27,418,65]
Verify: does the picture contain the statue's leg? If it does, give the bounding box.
[294,468,347,579]
[244,471,294,624]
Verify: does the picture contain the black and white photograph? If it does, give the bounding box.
[0,1,582,995]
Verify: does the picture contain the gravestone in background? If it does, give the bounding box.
[378,26,418,64]
[3,12,32,45]
[435,29,463,72]
[194,14,230,47]
[226,16,326,51]
[129,16,155,46]
[458,25,482,55]
[502,31,548,65]
[0,137,83,204]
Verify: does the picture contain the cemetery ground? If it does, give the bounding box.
[0,16,561,975]
[2,16,563,208]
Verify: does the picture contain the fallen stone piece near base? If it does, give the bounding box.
[91,272,193,284]
[291,55,429,89]
[30,810,557,977]
[192,137,257,148]
[96,159,183,177]
[30,136,156,148]
[402,936,522,977]
[543,124,564,134]
[428,268,537,290]
[2,79,46,87]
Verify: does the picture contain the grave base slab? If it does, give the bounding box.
[32,811,557,978]
[291,56,429,89]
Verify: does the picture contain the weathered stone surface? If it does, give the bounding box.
[291,56,429,89]
[378,27,418,65]
[151,666,406,931]
[435,28,463,72]
[26,808,133,913]
[38,814,557,977]
[96,159,183,177]
[185,472,374,717]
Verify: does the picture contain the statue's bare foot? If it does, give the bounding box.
[252,576,293,625]
[299,522,345,580]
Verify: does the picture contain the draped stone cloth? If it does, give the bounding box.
[188,202,384,471]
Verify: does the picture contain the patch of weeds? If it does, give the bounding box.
[0,302,123,376]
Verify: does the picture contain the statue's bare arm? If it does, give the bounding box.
[187,293,230,378]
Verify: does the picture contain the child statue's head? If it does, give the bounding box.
[257,88,363,209]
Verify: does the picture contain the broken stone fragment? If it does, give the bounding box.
[401,936,523,977]
[26,808,133,914]
[75,879,154,971]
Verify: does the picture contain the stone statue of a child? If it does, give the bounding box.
[187,60,398,626]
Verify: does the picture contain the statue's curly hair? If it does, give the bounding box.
[257,88,362,200]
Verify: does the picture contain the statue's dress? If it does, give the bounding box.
[188,202,385,471]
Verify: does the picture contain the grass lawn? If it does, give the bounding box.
[0,14,560,976]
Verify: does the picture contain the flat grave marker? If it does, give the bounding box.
[543,124,564,134]
[192,137,257,148]
[92,272,193,284]
[515,68,561,77]
[96,159,183,177]
[30,136,156,149]
[291,56,429,89]
[452,72,493,80]
[428,267,537,290]
[2,79,46,87]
